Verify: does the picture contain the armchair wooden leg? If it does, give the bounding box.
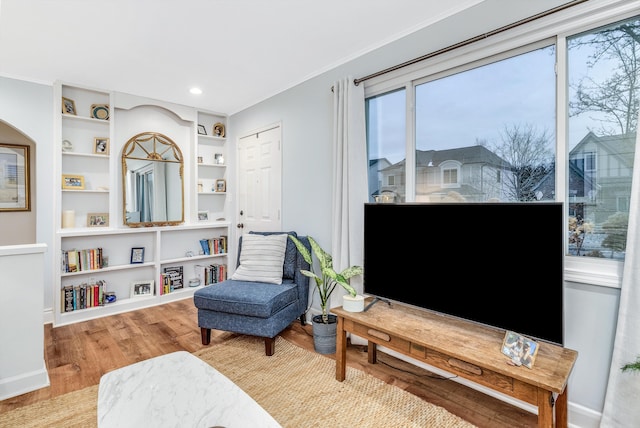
[264,337,275,356]
[201,327,211,345]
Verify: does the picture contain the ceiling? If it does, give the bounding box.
[0,0,576,115]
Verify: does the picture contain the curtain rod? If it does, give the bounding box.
[352,0,588,86]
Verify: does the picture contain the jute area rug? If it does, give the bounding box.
[0,336,476,428]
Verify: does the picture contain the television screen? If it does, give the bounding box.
[363,202,564,345]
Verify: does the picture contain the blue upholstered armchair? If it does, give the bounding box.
[193,232,311,356]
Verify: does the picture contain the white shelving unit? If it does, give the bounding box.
[58,85,112,228]
[53,82,232,327]
[196,111,228,222]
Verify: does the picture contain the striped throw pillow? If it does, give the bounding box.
[230,233,288,284]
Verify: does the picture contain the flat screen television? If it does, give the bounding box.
[363,202,564,345]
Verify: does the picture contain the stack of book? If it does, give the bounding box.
[62,247,103,272]
[62,279,106,312]
[195,263,227,286]
[160,266,184,295]
[198,236,227,255]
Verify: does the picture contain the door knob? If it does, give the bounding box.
[237,223,244,228]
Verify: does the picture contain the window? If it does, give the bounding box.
[567,16,639,260]
[365,9,639,269]
[442,167,458,185]
[414,45,556,203]
[366,88,406,202]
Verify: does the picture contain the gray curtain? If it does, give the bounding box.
[600,124,640,426]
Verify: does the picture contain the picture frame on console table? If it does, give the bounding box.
[501,330,539,369]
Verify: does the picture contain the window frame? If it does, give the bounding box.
[363,3,639,289]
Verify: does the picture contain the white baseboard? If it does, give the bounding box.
[43,307,54,325]
[568,402,602,428]
[0,364,50,401]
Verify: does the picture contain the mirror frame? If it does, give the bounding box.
[121,131,184,227]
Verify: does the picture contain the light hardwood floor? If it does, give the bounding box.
[0,299,537,427]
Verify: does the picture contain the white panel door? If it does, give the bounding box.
[237,125,282,235]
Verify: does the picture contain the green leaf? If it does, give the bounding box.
[290,235,363,311]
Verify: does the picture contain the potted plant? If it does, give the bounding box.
[288,235,363,354]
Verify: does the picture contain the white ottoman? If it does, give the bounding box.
[98,351,281,428]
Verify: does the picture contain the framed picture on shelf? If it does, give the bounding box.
[130,280,154,298]
[62,97,76,115]
[198,210,209,221]
[213,122,225,137]
[93,137,110,155]
[130,247,145,264]
[215,179,226,192]
[197,124,207,135]
[214,153,224,164]
[61,174,85,190]
[0,143,30,211]
[501,330,539,369]
[87,212,109,227]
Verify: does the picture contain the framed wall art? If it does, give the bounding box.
[61,174,85,190]
[62,97,76,115]
[130,280,154,298]
[0,143,30,211]
[93,137,110,155]
[130,247,145,264]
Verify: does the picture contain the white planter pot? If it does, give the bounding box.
[342,294,365,312]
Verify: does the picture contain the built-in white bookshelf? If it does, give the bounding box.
[196,111,228,223]
[53,82,232,326]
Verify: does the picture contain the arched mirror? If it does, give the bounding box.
[122,132,184,227]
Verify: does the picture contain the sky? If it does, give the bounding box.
[367,33,625,164]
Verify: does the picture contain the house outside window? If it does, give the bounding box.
[567,17,638,260]
[365,9,639,272]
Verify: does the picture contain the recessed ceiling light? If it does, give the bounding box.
[190,87,202,95]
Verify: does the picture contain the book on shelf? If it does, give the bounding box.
[62,248,103,273]
[198,236,228,255]
[199,239,210,255]
[163,265,184,292]
[198,263,227,285]
[61,279,106,312]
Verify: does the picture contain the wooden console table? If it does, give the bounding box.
[333,298,578,428]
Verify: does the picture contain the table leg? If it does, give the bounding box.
[368,341,377,364]
[537,388,555,428]
[336,315,347,381]
[555,387,569,428]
